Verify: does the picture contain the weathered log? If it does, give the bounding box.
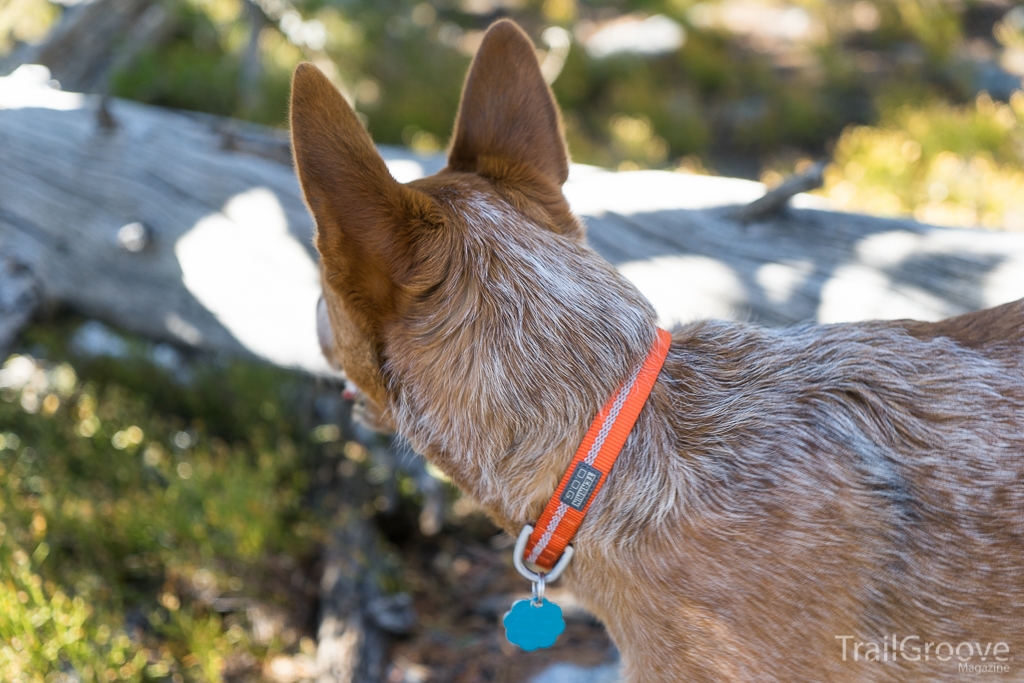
[315,495,414,682]
[4,69,1024,683]
[2,71,1024,378]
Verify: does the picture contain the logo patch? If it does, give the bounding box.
[559,462,602,511]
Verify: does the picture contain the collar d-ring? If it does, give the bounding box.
[513,525,574,583]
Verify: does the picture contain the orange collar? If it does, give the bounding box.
[523,328,673,571]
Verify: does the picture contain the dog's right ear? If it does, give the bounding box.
[290,63,441,335]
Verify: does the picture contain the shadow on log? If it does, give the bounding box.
[0,258,40,358]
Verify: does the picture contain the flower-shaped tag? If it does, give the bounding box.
[502,598,566,651]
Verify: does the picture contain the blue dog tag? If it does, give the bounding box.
[502,598,565,651]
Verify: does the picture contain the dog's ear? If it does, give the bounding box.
[448,19,569,188]
[290,63,440,335]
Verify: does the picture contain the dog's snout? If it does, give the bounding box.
[342,380,360,401]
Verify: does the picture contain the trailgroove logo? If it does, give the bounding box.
[836,635,1012,674]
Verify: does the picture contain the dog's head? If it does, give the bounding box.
[292,20,654,474]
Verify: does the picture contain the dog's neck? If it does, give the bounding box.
[384,192,660,531]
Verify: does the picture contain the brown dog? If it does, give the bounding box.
[291,19,1024,682]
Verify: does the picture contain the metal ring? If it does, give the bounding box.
[531,573,546,605]
[513,525,575,584]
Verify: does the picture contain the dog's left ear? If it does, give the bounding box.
[448,19,570,188]
[291,63,441,338]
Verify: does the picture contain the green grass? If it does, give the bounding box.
[0,323,329,683]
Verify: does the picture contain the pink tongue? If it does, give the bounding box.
[342,381,359,401]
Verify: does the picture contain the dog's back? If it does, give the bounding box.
[897,298,1024,350]
[581,310,1024,681]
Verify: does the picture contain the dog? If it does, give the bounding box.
[291,19,1024,682]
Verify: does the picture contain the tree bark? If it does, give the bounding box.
[0,0,172,94]
[2,75,1023,377]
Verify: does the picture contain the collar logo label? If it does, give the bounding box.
[559,462,602,511]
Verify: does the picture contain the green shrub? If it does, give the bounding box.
[824,91,1024,230]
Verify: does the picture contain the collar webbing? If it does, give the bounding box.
[523,328,673,571]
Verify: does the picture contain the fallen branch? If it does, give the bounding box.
[316,505,392,683]
[731,161,827,222]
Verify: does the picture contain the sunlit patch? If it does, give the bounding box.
[0,355,79,420]
[985,251,1024,308]
[311,424,340,443]
[817,229,1024,323]
[0,64,85,111]
[165,312,203,346]
[818,264,952,324]
[618,255,745,325]
[824,93,1024,230]
[579,14,685,59]
[111,426,144,451]
[756,260,813,306]
[175,187,329,371]
[563,169,767,216]
[386,158,426,183]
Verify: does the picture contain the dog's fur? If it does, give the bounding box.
[291,20,1024,682]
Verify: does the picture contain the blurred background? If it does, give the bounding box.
[1,1,1024,683]
[3,0,1024,227]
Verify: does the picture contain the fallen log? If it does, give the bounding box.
[302,392,420,683]
[316,503,392,683]
[2,67,1024,376]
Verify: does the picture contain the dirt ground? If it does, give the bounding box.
[385,520,617,683]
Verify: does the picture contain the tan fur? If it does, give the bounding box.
[292,20,1024,682]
